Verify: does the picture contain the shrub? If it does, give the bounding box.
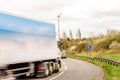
[109,41,120,49]
[93,36,117,51]
[76,41,89,53]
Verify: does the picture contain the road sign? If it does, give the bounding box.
[88,44,92,51]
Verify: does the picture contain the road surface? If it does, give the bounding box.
[19,58,104,80]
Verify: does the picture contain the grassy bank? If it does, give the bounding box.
[71,53,120,61]
[68,54,120,80]
[100,54,120,62]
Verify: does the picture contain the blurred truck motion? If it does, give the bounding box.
[0,12,61,79]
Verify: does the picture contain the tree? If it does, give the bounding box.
[69,30,73,39]
[76,33,78,39]
[62,31,67,39]
[77,28,81,39]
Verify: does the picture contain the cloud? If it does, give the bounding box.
[0,0,74,23]
[0,0,71,10]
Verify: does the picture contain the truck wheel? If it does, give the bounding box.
[49,63,53,75]
[55,62,60,72]
[44,65,49,77]
[59,61,61,68]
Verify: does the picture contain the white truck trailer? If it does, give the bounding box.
[0,12,61,79]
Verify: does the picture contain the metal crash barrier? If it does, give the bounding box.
[79,56,120,67]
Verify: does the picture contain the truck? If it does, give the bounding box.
[0,12,61,79]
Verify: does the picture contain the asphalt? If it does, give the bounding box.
[18,58,104,80]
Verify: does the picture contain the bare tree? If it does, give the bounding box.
[76,33,78,39]
[69,30,73,39]
[77,28,81,39]
[62,31,67,39]
[107,29,120,35]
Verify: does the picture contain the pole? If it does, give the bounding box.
[57,13,62,39]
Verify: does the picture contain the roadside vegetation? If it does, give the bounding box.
[58,29,120,54]
[58,29,120,80]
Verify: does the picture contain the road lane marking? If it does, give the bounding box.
[49,60,67,80]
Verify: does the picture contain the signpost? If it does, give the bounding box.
[88,44,92,51]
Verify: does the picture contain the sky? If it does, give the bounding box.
[0,0,120,38]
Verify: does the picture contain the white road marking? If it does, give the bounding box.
[49,60,67,80]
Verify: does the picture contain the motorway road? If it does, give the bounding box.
[19,58,104,80]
